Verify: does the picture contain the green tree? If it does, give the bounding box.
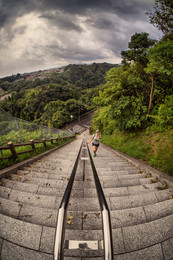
[147,0,173,35]
[94,66,148,131]
[121,32,156,65]
[145,40,173,114]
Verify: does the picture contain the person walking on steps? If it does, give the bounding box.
[87,130,101,157]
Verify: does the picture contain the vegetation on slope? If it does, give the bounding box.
[0,63,117,128]
[0,137,75,170]
[0,0,172,175]
[92,0,173,175]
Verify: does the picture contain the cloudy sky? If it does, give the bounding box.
[0,0,161,77]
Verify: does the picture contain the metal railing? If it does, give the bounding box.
[54,141,83,260]
[87,144,114,260]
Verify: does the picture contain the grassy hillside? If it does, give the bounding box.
[100,128,173,175]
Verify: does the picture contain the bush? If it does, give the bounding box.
[157,94,173,129]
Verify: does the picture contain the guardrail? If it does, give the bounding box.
[54,141,83,260]
[0,136,75,160]
[87,144,114,260]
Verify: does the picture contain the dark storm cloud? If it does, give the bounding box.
[44,43,103,61]
[0,13,8,27]
[0,0,154,41]
[0,0,154,23]
[86,17,117,30]
[0,0,34,26]
[39,0,110,14]
[0,0,160,77]
[39,12,83,32]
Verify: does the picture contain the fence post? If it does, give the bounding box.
[42,138,46,147]
[30,139,36,151]
[50,138,53,144]
[8,141,18,159]
[56,137,59,142]
[41,126,43,138]
[14,119,24,142]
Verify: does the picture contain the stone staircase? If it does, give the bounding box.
[0,132,173,259]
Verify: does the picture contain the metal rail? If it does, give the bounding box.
[87,144,114,260]
[54,141,83,260]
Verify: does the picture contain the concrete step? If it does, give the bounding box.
[9,170,161,189]
[0,213,43,251]
[25,163,74,172]
[1,178,84,197]
[84,183,171,197]
[17,169,71,180]
[11,170,158,188]
[12,190,57,209]
[1,133,173,259]
[109,189,173,210]
[8,174,96,189]
[65,212,173,254]
[1,189,173,229]
[0,240,53,260]
[32,221,173,258]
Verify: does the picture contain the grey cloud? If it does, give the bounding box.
[0,0,155,21]
[0,13,8,27]
[0,0,160,77]
[86,17,117,30]
[0,0,34,21]
[39,0,111,14]
[39,12,83,32]
[14,25,27,35]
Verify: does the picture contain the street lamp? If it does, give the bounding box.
[78,102,84,122]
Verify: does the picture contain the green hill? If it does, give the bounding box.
[0,63,118,128]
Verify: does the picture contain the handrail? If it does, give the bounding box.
[54,141,83,260]
[87,144,114,260]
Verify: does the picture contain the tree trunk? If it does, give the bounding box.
[147,75,154,114]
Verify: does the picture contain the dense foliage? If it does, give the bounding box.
[147,0,173,35]
[0,63,116,128]
[91,0,173,174]
[93,34,173,133]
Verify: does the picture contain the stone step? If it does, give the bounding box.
[37,186,83,198]
[29,223,172,259]
[85,169,140,176]
[83,198,173,230]
[13,169,154,183]
[109,189,173,210]
[25,163,74,172]
[2,178,39,193]
[0,180,173,207]
[102,177,157,188]
[95,168,139,174]
[7,172,160,192]
[1,190,173,229]
[65,213,173,254]
[63,248,104,258]
[84,183,168,197]
[8,189,57,209]
[17,169,71,180]
[1,178,83,197]
[0,240,53,260]
[8,174,96,189]
[0,213,42,251]
[1,133,173,259]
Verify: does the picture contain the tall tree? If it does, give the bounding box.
[147,0,173,35]
[145,40,173,114]
[121,32,156,65]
